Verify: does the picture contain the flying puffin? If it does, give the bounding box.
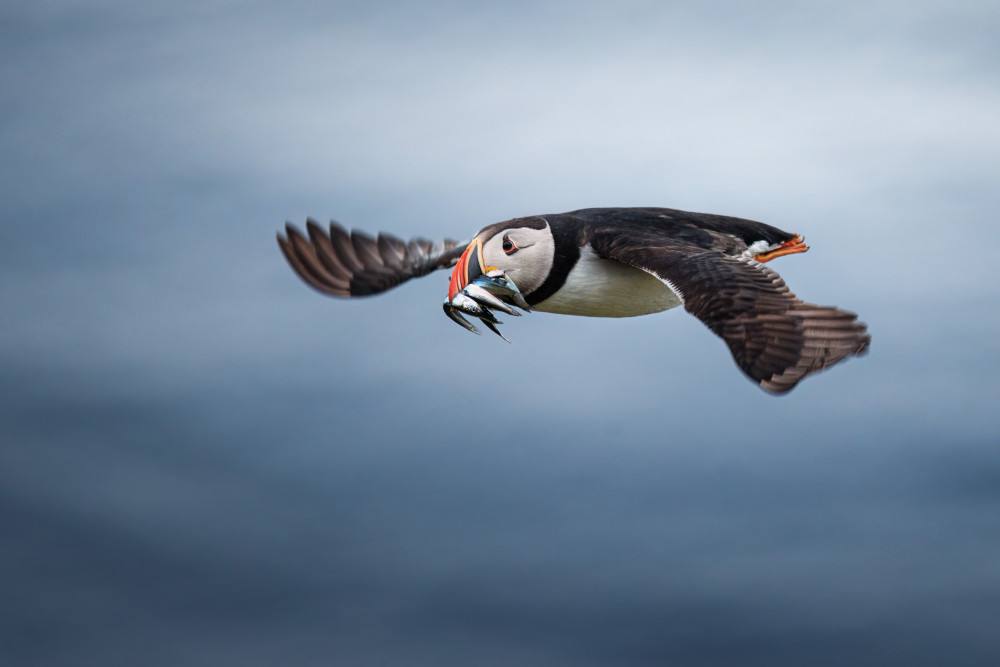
[277,207,870,394]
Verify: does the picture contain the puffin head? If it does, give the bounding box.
[447,218,554,302]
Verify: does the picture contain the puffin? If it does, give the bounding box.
[277,207,870,394]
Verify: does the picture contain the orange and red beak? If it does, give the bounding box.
[754,234,809,263]
[448,238,485,302]
[443,241,529,340]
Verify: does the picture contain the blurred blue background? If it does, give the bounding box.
[2,1,998,665]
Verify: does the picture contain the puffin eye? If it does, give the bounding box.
[502,233,518,255]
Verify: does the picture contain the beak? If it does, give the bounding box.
[754,234,808,263]
[444,240,527,342]
[448,238,485,301]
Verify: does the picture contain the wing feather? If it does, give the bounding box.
[589,229,870,393]
[377,234,407,268]
[290,226,351,293]
[327,223,365,273]
[306,220,353,281]
[277,230,348,296]
[278,220,466,298]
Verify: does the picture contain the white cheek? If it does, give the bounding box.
[482,228,554,295]
[481,245,507,273]
[483,248,536,292]
[505,251,543,292]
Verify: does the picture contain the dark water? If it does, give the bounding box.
[4,346,999,666]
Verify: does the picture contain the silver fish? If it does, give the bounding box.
[443,301,480,335]
[481,318,511,343]
[461,283,519,316]
[475,270,531,311]
[444,272,528,341]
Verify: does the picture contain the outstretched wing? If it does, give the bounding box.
[589,229,870,394]
[277,219,467,297]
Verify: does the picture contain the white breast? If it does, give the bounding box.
[533,246,683,317]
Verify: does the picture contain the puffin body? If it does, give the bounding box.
[463,207,798,317]
[278,207,869,394]
[531,245,683,317]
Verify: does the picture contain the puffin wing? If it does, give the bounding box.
[589,231,870,393]
[277,220,467,297]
